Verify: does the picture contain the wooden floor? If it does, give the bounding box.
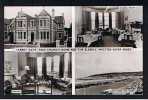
[103,35,121,47]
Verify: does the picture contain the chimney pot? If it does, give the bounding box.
[52,9,55,18]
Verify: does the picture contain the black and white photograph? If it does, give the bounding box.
[75,51,143,95]
[75,6,143,48]
[2,5,145,98]
[4,51,72,95]
[4,6,72,48]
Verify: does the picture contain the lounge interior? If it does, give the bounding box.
[75,6,143,48]
[4,52,72,95]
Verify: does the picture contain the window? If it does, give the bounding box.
[20,32,22,39]
[112,12,116,29]
[59,24,62,28]
[23,21,26,27]
[98,12,103,29]
[18,32,22,39]
[40,20,43,27]
[18,32,19,39]
[18,21,22,27]
[18,32,20,39]
[28,22,30,27]
[5,61,12,73]
[20,21,22,27]
[4,32,7,39]
[104,12,109,29]
[24,32,26,39]
[44,32,46,39]
[59,33,62,38]
[41,32,43,39]
[47,32,49,39]
[91,12,95,30]
[47,20,49,26]
[31,21,34,27]
[17,21,19,27]
[44,20,46,26]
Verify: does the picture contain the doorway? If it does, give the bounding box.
[31,32,34,42]
[9,32,14,43]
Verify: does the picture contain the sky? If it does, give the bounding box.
[76,50,143,79]
[4,6,72,28]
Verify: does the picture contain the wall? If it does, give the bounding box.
[123,6,143,23]
[75,6,83,37]
[18,53,27,76]
[4,52,18,78]
[76,50,143,79]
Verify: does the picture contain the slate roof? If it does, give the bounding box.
[17,11,33,20]
[55,16,64,24]
[4,18,11,25]
[39,9,50,16]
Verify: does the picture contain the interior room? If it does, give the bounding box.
[4,52,72,95]
[75,6,143,48]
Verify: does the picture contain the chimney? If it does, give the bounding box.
[21,8,23,12]
[52,9,55,18]
[62,13,65,24]
[18,12,21,17]
[18,8,23,17]
[62,13,64,17]
[35,14,38,17]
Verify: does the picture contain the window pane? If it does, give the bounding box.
[18,32,20,39]
[112,12,116,29]
[44,32,46,39]
[23,21,26,27]
[31,21,34,27]
[104,12,109,29]
[40,20,42,26]
[20,21,22,27]
[41,32,42,39]
[20,32,22,39]
[91,12,95,30]
[44,20,46,26]
[47,32,49,39]
[98,12,103,29]
[24,32,26,39]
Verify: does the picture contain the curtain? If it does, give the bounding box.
[109,12,112,29]
[68,53,72,78]
[37,57,42,76]
[59,54,64,78]
[46,57,51,75]
[42,57,47,77]
[27,57,37,79]
[102,13,105,29]
[95,13,99,29]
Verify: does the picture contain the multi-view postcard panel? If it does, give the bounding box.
[4,6,72,49]
[4,51,72,95]
[75,6,143,48]
[3,6,143,96]
[75,51,143,95]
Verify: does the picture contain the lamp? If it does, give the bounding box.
[25,66,30,71]
[24,66,30,76]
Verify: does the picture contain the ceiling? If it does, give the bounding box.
[83,6,134,12]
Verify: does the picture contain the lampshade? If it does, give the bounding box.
[25,66,30,70]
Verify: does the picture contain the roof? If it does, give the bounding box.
[4,18,11,25]
[55,16,64,24]
[39,9,50,16]
[17,11,33,19]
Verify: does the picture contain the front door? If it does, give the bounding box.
[9,32,14,43]
[31,32,34,42]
